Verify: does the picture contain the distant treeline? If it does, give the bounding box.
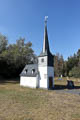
[54,50,80,78]
[0,33,80,78]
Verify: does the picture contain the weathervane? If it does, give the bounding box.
[45,16,48,24]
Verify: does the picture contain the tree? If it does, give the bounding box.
[54,54,59,77]
[77,49,80,57]
[54,53,64,77]
[58,55,64,76]
[0,37,36,78]
[62,61,67,77]
[69,66,80,78]
[0,33,8,53]
[66,54,78,76]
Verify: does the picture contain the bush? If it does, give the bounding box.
[69,66,80,78]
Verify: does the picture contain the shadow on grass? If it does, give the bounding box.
[0,76,20,85]
[53,85,80,90]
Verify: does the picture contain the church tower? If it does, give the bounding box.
[38,17,54,89]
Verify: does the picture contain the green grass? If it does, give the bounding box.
[0,78,80,120]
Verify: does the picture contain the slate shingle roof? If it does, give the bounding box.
[20,64,38,77]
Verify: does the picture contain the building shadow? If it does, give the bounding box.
[53,84,80,90]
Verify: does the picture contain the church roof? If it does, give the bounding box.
[43,23,50,53]
[20,64,38,77]
[39,17,53,57]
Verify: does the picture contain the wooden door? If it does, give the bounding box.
[49,77,53,88]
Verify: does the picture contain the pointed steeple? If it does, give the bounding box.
[38,16,54,67]
[43,17,50,53]
[39,16,53,58]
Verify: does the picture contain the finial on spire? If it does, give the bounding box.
[45,16,48,24]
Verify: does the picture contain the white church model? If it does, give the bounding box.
[20,17,54,89]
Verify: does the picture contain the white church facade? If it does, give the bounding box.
[20,18,54,89]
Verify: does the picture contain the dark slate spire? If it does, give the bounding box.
[43,17,50,53]
[39,16,51,56]
[38,16,54,66]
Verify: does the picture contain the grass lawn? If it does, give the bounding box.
[0,78,80,120]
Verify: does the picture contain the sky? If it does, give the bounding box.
[0,0,80,60]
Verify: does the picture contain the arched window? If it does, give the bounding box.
[32,69,35,74]
[25,69,28,73]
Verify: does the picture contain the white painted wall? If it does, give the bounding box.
[38,66,54,89]
[38,56,48,89]
[38,66,47,89]
[38,56,47,66]
[47,67,54,88]
[20,76,37,88]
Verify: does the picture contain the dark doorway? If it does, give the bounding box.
[49,77,53,88]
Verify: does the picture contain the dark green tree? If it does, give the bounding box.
[0,36,36,78]
[0,33,8,53]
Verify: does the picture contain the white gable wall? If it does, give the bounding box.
[38,56,47,66]
[38,66,48,88]
[20,76,37,88]
[47,67,54,88]
[38,66,54,89]
[38,55,54,89]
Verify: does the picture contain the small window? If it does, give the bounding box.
[41,58,44,62]
[25,69,28,73]
[32,69,35,74]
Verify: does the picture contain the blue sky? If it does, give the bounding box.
[0,0,80,60]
